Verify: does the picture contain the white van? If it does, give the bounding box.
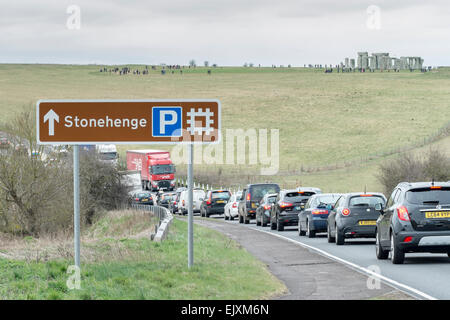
[179,189,206,215]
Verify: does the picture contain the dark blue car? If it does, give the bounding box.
[298,193,342,238]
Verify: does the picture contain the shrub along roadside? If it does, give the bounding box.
[0,218,286,300]
[377,148,450,195]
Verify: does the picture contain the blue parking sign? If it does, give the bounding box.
[152,106,182,137]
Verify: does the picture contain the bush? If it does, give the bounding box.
[0,108,128,236]
[377,149,450,194]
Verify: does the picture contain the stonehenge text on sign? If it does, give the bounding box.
[37,99,221,144]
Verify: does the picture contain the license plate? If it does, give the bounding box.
[216,200,225,204]
[358,220,376,226]
[251,203,257,208]
[142,199,148,202]
[425,211,450,219]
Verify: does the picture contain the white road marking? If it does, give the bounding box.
[242,223,437,300]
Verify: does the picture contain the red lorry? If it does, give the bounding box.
[126,149,176,191]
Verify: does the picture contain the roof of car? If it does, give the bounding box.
[246,183,279,188]
[397,181,450,189]
[345,192,386,197]
[297,187,322,193]
[309,193,342,199]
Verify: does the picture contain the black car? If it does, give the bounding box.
[201,190,231,217]
[375,182,450,264]
[298,193,341,237]
[158,192,176,208]
[256,193,277,227]
[327,193,385,244]
[270,190,310,231]
[131,191,154,205]
[238,183,280,224]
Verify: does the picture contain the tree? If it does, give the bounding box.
[189,59,196,67]
[204,61,209,67]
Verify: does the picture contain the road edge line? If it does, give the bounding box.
[250,227,437,300]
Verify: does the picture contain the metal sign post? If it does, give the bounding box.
[188,143,194,268]
[73,145,80,268]
[37,99,221,269]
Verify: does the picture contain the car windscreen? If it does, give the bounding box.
[349,195,385,208]
[267,196,277,203]
[406,188,450,205]
[151,164,175,174]
[137,193,151,198]
[162,194,175,201]
[284,192,313,202]
[250,185,280,201]
[212,192,231,200]
[99,152,117,160]
[312,195,340,207]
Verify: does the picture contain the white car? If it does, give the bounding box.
[224,191,242,221]
[179,189,206,215]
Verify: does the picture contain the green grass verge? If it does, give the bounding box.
[0,219,285,300]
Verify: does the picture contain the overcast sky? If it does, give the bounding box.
[2,0,450,66]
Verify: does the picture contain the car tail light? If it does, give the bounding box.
[135,198,139,201]
[312,209,328,215]
[280,201,293,208]
[206,195,212,205]
[246,193,251,201]
[397,206,410,221]
[342,208,350,216]
[182,200,185,206]
[403,236,413,243]
[264,205,271,210]
[430,186,442,189]
[359,194,373,197]
[232,202,237,208]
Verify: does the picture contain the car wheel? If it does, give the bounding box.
[230,215,234,221]
[327,225,335,243]
[336,225,345,245]
[239,214,243,224]
[270,217,276,230]
[307,220,315,238]
[376,230,389,260]
[256,214,261,226]
[224,214,229,221]
[276,216,284,231]
[390,232,405,264]
[298,221,306,236]
[262,216,267,227]
[244,216,250,224]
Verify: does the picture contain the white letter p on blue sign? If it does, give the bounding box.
[152,107,182,137]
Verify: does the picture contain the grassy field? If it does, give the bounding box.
[0,211,285,299]
[1,64,449,192]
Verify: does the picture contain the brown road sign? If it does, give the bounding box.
[37,99,221,144]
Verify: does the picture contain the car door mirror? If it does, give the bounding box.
[375,203,384,214]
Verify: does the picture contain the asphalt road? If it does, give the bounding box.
[202,215,450,300]
[191,216,412,300]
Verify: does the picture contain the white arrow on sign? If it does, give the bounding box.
[44,109,59,136]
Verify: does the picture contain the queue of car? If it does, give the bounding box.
[156,179,450,265]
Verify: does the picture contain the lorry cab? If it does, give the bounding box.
[126,149,176,191]
[96,144,118,165]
